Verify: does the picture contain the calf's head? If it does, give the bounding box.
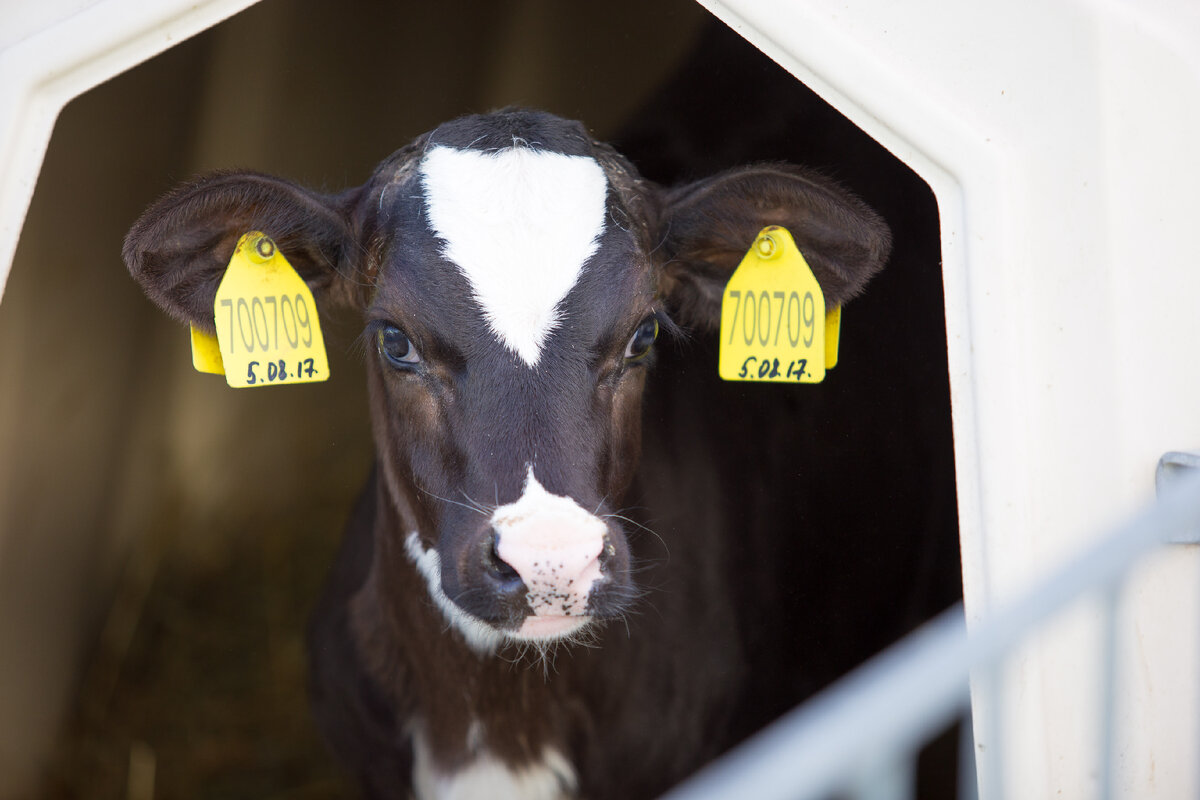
[124,110,890,652]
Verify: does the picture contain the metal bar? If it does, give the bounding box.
[850,755,916,800]
[1155,452,1200,542]
[659,608,972,800]
[1098,580,1122,800]
[977,664,1004,800]
[958,710,979,800]
[662,474,1200,800]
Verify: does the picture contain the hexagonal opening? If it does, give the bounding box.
[0,1,957,796]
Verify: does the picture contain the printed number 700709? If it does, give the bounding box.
[218,293,314,355]
[726,289,816,348]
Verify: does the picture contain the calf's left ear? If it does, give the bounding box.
[651,164,891,329]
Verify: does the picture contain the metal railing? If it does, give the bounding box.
[662,468,1200,800]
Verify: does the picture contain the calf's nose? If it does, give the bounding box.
[489,468,608,618]
[493,520,605,617]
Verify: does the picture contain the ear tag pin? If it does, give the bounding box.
[204,231,331,387]
[718,226,837,384]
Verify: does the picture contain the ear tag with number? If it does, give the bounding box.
[825,305,841,370]
[212,232,330,387]
[190,324,225,374]
[719,226,833,384]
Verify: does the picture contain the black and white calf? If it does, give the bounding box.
[124,109,890,799]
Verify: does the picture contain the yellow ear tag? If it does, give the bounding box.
[825,305,841,369]
[719,226,833,383]
[212,232,330,387]
[190,324,225,374]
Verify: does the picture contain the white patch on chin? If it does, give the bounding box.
[404,531,505,655]
[513,614,591,642]
[412,722,578,800]
[419,145,608,367]
[404,530,596,655]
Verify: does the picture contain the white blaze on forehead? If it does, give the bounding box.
[419,145,608,366]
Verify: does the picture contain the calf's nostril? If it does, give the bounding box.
[601,535,616,565]
[484,530,522,584]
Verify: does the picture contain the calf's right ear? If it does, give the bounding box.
[123,171,360,331]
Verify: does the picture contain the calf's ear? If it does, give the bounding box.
[651,164,892,329]
[123,171,360,331]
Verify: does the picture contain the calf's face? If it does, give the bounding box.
[368,129,661,648]
[123,110,890,652]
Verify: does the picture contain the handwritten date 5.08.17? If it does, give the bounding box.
[739,355,809,381]
[246,358,318,385]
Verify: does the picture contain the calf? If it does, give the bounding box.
[123,109,890,799]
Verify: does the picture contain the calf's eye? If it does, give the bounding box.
[377,325,421,367]
[624,316,659,361]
